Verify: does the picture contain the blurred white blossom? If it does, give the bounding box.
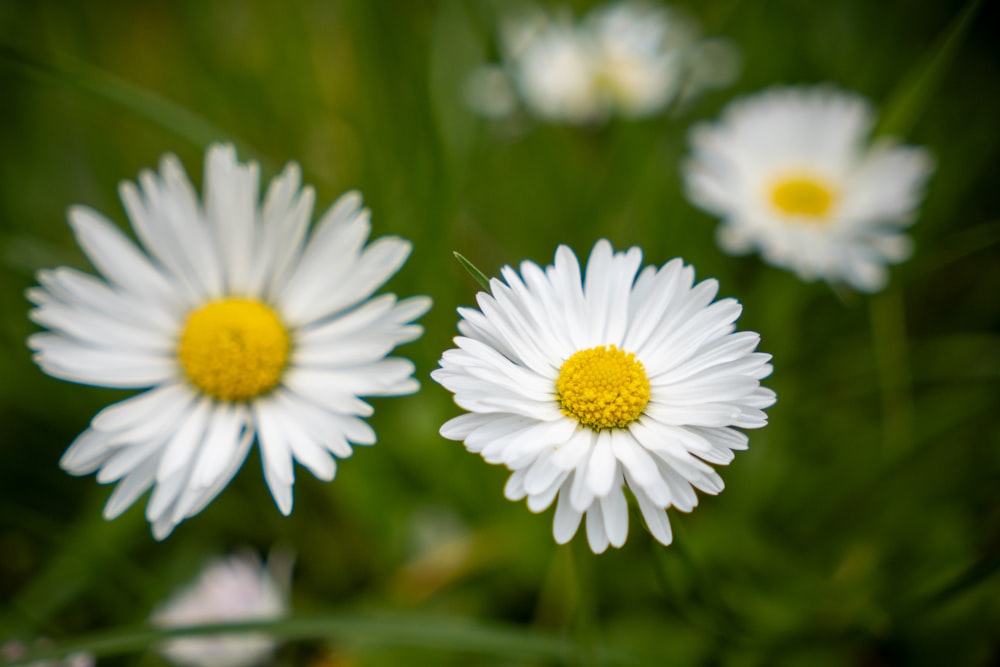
[683,85,935,292]
[467,1,739,125]
[151,550,292,667]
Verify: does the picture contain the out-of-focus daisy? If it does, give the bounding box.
[467,1,738,125]
[683,85,935,292]
[151,550,291,667]
[586,0,702,118]
[27,143,431,539]
[433,240,774,553]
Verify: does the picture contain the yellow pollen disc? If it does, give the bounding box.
[770,175,836,218]
[178,298,290,402]
[556,345,650,430]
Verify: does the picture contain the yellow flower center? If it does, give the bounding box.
[556,345,650,430]
[770,175,836,218]
[178,298,290,402]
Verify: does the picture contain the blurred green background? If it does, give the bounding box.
[1,0,998,665]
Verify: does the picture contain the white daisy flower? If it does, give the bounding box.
[483,1,735,125]
[432,240,774,553]
[151,550,291,667]
[585,1,698,118]
[502,9,602,124]
[683,85,935,292]
[27,143,431,539]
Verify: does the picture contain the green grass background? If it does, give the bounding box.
[1,0,998,665]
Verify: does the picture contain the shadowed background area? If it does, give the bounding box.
[0,0,998,665]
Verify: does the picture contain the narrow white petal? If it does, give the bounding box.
[60,428,115,474]
[584,430,616,497]
[156,397,214,483]
[253,399,296,515]
[30,334,177,389]
[569,458,595,513]
[145,397,215,526]
[103,457,158,519]
[601,488,629,548]
[524,450,563,496]
[67,206,178,306]
[526,471,567,513]
[585,501,610,554]
[186,403,248,493]
[644,401,741,427]
[282,366,375,417]
[504,468,529,501]
[550,429,594,470]
[96,435,165,483]
[95,392,192,459]
[613,431,672,506]
[552,484,584,544]
[172,414,254,523]
[205,144,260,294]
[630,481,673,546]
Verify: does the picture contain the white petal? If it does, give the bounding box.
[205,144,260,295]
[526,470,568,513]
[585,501,610,554]
[644,401,741,427]
[146,397,214,522]
[584,430,616,497]
[601,488,629,548]
[60,428,115,474]
[552,484,584,544]
[630,481,673,546]
[186,403,248,492]
[613,432,672,506]
[156,396,214,483]
[103,456,158,519]
[30,334,177,389]
[524,450,564,496]
[282,366,375,417]
[121,159,219,302]
[253,398,296,515]
[96,435,165,483]
[94,388,195,459]
[172,414,254,523]
[67,206,179,306]
[254,163,315,296]
[583,240,641,346]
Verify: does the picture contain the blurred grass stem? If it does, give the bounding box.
[869,289,914,458]
[3,613,577,666]
[0,47,258,161]
[875,0,984,137]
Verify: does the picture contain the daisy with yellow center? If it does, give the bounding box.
[684,85,934,292]
[27,143,431,539]
[433,240,775,553]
